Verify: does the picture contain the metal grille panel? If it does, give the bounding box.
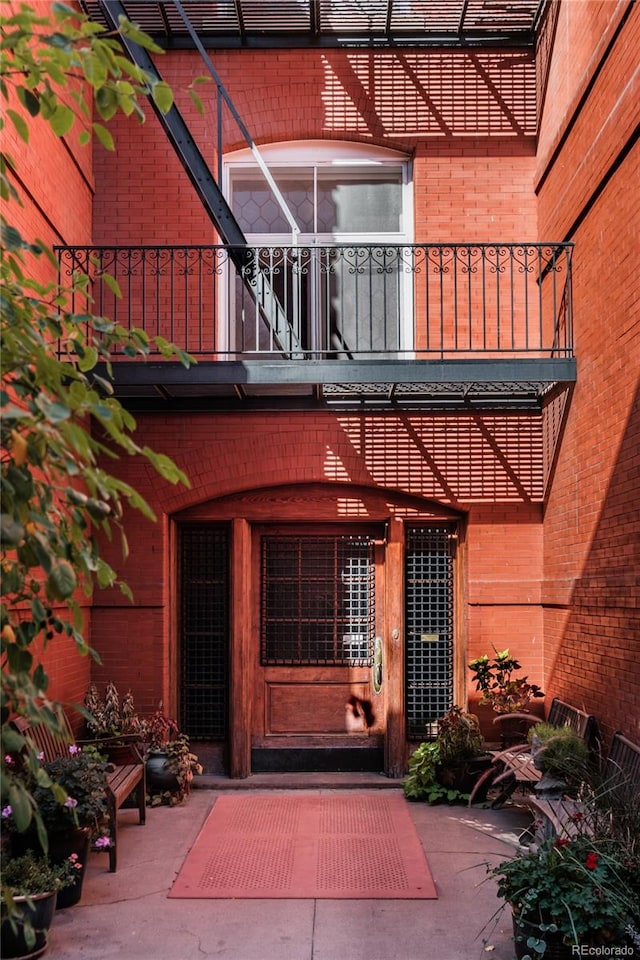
[180,525,229,739]
[82,1,548,47]
[261,535,375,665]
[405,526,455,739]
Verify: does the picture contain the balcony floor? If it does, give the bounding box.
[104,357,576,412]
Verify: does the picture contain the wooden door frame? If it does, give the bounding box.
[170,486,464,779]
[384,517,406,777]
[247,522,386,769]
[230,517,252,777]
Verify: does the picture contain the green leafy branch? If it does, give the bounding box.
[0,1,173,153]
[1,1,194,867]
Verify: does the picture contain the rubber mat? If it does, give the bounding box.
[169,792,437,899]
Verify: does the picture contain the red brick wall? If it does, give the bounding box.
[538,1,640,743]
[87,41,546,718]
[8,605,92,732]
[88,411,545,716]
[93,46,537,245]
[537,0,632,166]
[3,1,93,254]
[3,2,95,712]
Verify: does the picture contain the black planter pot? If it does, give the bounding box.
[10,827,90,908]
[512,914,574,960]
[145,750,179,794]
[11,827,91,911]
[0,891,57,959]
[48,829,91,910]
[437,753,494,800]
[497,713,538,748]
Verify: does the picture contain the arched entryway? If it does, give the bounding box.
[172,483,464,777]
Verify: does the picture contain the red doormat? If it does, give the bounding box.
[169,792,437,899]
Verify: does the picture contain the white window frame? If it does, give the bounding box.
[222,141,414,356]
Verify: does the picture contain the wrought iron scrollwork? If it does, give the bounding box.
[52,242,574,360]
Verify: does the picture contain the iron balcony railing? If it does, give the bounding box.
[56,242,573,361]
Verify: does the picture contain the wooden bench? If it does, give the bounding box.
[526,730,640,843]
[15,711,146,873]
[468,698,598,807]
[606,730,640,794]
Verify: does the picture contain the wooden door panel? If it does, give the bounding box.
[266,679,373,734]
[251,524,386,760]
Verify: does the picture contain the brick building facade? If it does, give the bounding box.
[8,0,638,775]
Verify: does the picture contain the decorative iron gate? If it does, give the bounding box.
[179,525,229,739]
[405,526,455,739]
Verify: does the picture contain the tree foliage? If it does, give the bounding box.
[0,0,192,857]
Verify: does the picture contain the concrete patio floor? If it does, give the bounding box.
[46,775,532,960]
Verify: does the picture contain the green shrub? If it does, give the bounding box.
[528,722,589,780]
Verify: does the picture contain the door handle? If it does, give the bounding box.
[372,635,383,694]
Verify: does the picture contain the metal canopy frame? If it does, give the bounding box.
[81,0,550,49]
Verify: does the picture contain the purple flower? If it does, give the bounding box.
[94,836,111,848]
[4,755,13,765]
[68,745,80,755]
[64,796,78,809]
[1,805,12,818]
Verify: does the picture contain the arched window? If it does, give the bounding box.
[224,141,413,356]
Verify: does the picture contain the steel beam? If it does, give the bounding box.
[99,0,247,251]
[99,357,577,388]
[98,1,303,355]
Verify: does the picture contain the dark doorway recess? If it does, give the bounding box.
[251,747,385,773]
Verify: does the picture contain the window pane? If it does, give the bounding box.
[317,170,402,233]
[261,535,375,665]
[230,165,403,235]
[231,170,314,233]
[323,248,401,354]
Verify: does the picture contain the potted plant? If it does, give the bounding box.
[528,722,590,792]
[404,705,491,803]
[469,648,545,749]
[84,680,143,741]
[1,850,77,958]
[141,704,179,752]
[7,745,110,909]
[140,704,179,794]
[487,833,640,959]
[403,741,444,803]
[138,706,202,804]
[146,732,203,806]
[436,705,492,796]
[469,648,544,714]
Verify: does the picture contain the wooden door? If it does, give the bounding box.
[251,525,387,772]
